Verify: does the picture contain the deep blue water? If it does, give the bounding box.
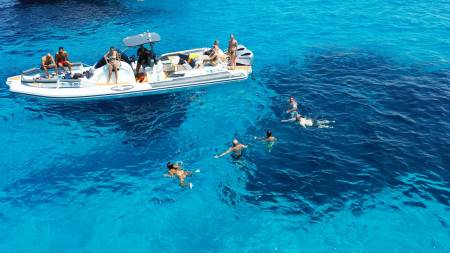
[0,0,449,252]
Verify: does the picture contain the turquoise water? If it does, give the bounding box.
[0,0,449,252]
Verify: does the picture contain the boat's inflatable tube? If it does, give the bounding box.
[88,61,137,85]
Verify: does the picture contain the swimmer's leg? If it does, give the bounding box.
[316,119,333,128]
[266,141,275,152]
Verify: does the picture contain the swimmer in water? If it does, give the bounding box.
[255,130,277,142]
[214,138,248,158]
[282,114,313,128]
[286,96,298,116]
[255,130,277,152]
[282,114,333,128]
[164,161,192,187]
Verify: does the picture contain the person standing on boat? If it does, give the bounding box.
[214,138,248,158]
[228,34,238,69]
[55,47,72,74]
[135,45,151,75]
[41,53,58,78]
[104,47,120,84]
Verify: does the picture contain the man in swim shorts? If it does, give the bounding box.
[41,53,58,78]
[164,161,192,187]
[214,138,248,158]
[55,47,72,73]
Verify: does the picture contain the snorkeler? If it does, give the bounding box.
[164,161,193,188]
[282,113,313,128]
[214,138,248,158]
[282,114,332,128]
[255,130,277,142]
[286,96,298,116]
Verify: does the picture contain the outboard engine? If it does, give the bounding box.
[235,45,254,66]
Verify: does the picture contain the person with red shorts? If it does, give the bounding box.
[55,47,72,73]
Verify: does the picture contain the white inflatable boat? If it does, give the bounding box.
[6,32,253,100]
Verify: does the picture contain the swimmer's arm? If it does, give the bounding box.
[214,148,232,158]
[164,170,175,177]
[254,136,265,141]
[104,52,109,63]
[281,118,296,123]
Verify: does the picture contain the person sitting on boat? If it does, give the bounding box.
[188,53,203,69]
[164,161,192,187]
[228,34,238,69]
[135,45,152,75]
[207,40,227,65]
[214,138,248,158]
[55,47,72,73]
[207,40,220,66]
[41,53,58,78]
[104,47,120,84]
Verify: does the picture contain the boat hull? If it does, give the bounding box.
[6,45,253,101]
[6,70,249,101]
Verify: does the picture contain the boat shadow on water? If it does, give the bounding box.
[19,92,192,145]
[1,91,198,206]
[219,50,450,221]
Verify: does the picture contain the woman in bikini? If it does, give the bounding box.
[104,47,120,84]
[228,34,238,69]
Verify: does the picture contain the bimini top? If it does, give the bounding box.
[122,32,161,47]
